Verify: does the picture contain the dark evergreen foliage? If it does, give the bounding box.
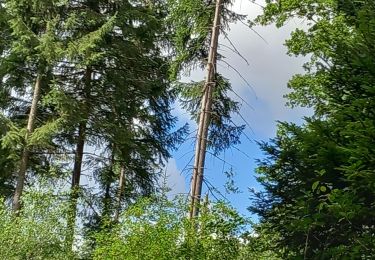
[250,0,375,258]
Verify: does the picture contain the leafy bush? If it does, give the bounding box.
[93,196,249,260]
[0,191,75,260]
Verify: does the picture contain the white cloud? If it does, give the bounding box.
[164,158,187,197]
[217,1,312,138]
[174,0,312,139]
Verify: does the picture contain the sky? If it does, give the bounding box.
[164,0,312,218]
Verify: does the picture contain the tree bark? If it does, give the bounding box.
[102,148,115,218]
[71,122,86,191]
[189,0,222,218]
[67,120,86,245]
[12,74,42,214]
[68,67,91,246]
[114,165,126,222]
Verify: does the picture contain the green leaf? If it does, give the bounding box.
[312,181,320,191]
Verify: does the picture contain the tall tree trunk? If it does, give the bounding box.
[102,148,115,218]
[67,120,86,244]
[103,179,111,216]
[114,165,125,222]
[13,74,42,214]
[71,122,86,191]
[189,0,222,218]
[68,67,91,245]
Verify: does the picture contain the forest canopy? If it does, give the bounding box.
[0,0,374,259]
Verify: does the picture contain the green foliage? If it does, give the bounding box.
[0,0,252,258]
[0,190,254,259]
[239,223,290,259]
[167,0,245,78]
[93,196,249,260]
[0,116,16,197]
[177,75,245,154]
[0,191,75,259]
[250,0,375,258]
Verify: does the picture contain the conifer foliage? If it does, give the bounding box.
[1,0,374,258]
[0,0,185,235]
[250,0,375,258]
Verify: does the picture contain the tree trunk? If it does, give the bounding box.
[71,122,86,191]
[189,0,222,218]
[68,67,91,246]
[114,165,126,222]
[67,121,86,244]
[102,148,115,218]
[12,74,42,214]
[103,179,111,216]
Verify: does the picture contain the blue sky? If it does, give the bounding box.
[164,0,312,218]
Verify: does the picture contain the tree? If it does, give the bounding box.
[250,0,375,258]
[0,186,75,259]
[168,0,246,217]
[0,0,67,213]
[59,0,187,242]
[188,0,223,218]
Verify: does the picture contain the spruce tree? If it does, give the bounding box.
[56,0,186,240]
[0,0,66,213]
[168,0,246,216]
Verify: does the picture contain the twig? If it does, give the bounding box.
[220,59,258,99]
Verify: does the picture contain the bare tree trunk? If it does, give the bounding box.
[102,148,115,218]
[68,67,91,246]
[114,165,126,222]
[189,0,222,218]
[13,74,42,214]
[71,122,86,191]
[67,121,86,245]
[103,179,111,216]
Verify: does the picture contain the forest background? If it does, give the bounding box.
[0,0,374,259]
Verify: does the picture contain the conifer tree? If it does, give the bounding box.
[250,0,375,257]
[189,0,223,218]
[56,0,186,237]
[168,0,246,216]
[0,0,66,213]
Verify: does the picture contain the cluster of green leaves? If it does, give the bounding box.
[93,195,250,260]
[0,190,74,259]
[1,185,278,260]
[167,0,244,78]
[250,0,375,258]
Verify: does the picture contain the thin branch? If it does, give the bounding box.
[304,227,310,260]
[180,155,195,176]
[229,117,254,142]
[228,86,254,111]
[220,34,250,65]
[249,0,265,9]
[219,60,258,99]
[177,150,195,160]
[230,145,252,160]
[235,110,255,135]
[206,151,235,168]
[203,178,230,203]
[239,19,268,44]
